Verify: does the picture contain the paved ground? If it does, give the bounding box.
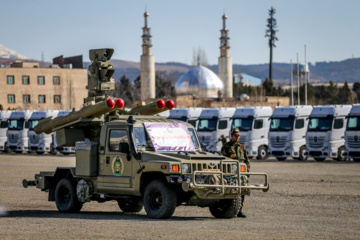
[0,153,359,240]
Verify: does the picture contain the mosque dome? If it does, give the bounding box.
[175,65,224,98]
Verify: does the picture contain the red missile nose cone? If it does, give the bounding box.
[116,98,125,108]
[166,99,175,109]
[106,98,115,108]
[157,99,165,109]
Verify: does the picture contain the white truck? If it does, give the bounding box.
[28,110,59,154]
[197,108,236,152]
[0,111,12,152]
[168,108,203,128]
[306,105,352,161]
[268,105,313,161]
[231,106,272,160]
[344,104,360,162]
[7,110,33,153]
[52,110,75,155]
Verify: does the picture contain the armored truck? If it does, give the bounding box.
[22,48,268,219]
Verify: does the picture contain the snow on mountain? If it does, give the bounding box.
[0,44,28,59]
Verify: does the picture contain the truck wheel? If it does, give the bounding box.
[143,180,177,219]
[314,158,325,162]
[256,146,268,160]
[298,146,307,161]
[4,142,9,153]
[209,197,241,218]
[55,178,83,213]
[276,157,286,161]
[117,198,143,213]
[335,147,347,161]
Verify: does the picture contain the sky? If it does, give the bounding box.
[2,0,360,65]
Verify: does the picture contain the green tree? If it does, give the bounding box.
[338,81,352,104]
[265,7,278,83]
[352,82,360,102]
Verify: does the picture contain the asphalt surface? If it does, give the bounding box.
[0,153,359,240]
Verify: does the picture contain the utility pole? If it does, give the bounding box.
[265,7,278,83]
[297,53,300,105]
[290,59,294,106]
[304,45,308,105]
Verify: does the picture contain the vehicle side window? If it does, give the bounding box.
[334,119,344,129]
[295,119,304,129]
[109,129,128,152]
[218,120,227,130]
[254,119,263,129]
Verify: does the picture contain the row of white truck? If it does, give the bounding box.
[1,104,360,162]
[168,104,360,162]
[0,110,75,155]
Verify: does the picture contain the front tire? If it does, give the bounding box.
[143,180,177,219]
[55,178,83,213]
[256,146,268,160]
[298,146,308,161]
[335,147,347,161]
[118,198,143,213]
[209,197,241,218]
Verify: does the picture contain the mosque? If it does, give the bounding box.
[140,12,232,100]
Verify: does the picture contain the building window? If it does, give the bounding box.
[23,95,31,103]
[39,95,46,103]
[38,76,45,85]
[22,76,30,84]
[8,94,15,103]
[7,76,14,84]
[53,76,60,85]
[54,95,61,103]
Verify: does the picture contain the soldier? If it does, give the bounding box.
[221,128,250,218]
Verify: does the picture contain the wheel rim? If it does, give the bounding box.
[260,149,266,158]
[149,190,162,210]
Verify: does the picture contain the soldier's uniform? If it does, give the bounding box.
[220,128,250,218]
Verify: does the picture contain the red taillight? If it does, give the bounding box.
[116,98,125,108]
[157,99,165,109]
[166,99,175,109]
[106,98,115,108]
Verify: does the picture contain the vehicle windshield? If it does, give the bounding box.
[8,119,25,130]
[187,120,196,128]
[346,116,360,131]
[188,128,200,149]
[197,119,218,132]
[144,122,195,151]
[270,118,294,131]
[28,119,42,130]
[308,117,333,131]
[134,127,152,148]
[1,121,8,128]
[231,118,253,131]
[168,116,188,122]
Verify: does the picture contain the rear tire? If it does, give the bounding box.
[118,198,143,213]
[314,158,326,162]
[143,180,177,219]
[276,157,286,161]
[55,178,83,213]
[298,146,308,161]
[209,197,241,218]
[256,146,268,160]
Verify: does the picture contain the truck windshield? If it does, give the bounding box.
[1,121,8,128]
[134,127,152,148]
[8,119,25,130]
[269,118,294,131]
[28,119,42,130]
[197,119,217,131]
[308,117,333,131]
[188,128,200,149]
[168,116,188,122]
[231,118,253,131]
[347,116,360,130]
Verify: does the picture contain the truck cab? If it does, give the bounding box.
[0,110,12,152]
[231,107,272,160]
[268,105,312,161]
[344,104,360,162]
[197,108,236,152]
[306,105,352,161]
[7,110,33,153]
[168,107,203,128]
[28,110,59,154]
[52,110,75,155]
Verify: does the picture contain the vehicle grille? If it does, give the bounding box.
[8,135,19,144]
[272,151,284,156]
[346,136,360,148]
[239,135,247,144]
[29,134,40,144]
[191,162,235,174]
[307,136,325,148]
[270,136,287,148]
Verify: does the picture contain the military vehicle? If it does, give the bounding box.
[23,48,269,219]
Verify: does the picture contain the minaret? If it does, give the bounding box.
[140,10,155,101]
[218,14,233,98]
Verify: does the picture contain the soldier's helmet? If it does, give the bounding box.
[231,128,241,136]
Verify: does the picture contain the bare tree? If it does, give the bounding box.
[265,7,278,83]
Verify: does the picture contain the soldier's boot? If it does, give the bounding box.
[237,207,247,218]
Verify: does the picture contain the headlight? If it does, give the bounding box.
[232,164,237,174]
[182,163,190,173]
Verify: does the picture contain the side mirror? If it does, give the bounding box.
[119,142,130,154]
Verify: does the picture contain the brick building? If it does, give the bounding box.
[0,61,87,110]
